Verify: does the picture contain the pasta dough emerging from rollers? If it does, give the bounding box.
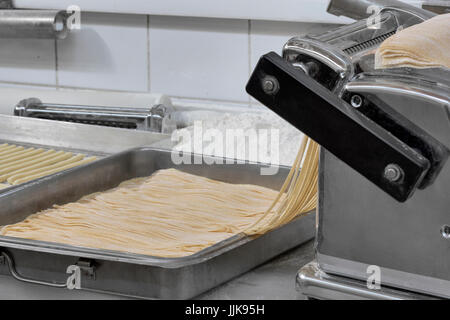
[1,137,319,258]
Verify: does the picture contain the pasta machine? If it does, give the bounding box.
[246,0,450,299]
[14,97,177,133]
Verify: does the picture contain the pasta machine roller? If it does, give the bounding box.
[246,0,450,299]
[14,97,177,133]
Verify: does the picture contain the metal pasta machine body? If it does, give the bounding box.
[246,0,450,299]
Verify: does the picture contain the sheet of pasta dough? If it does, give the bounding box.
[375,13,450,69]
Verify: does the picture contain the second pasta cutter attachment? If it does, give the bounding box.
[14,97,177,134]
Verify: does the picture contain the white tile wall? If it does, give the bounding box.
[149,16,249,103]
[0,12,343,108]
[57,12,148,91]
[14,0,356,23]
[0,38,56,85]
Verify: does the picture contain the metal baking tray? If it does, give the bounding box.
[0,147,314,299]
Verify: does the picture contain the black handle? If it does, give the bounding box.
[246,52,432,202]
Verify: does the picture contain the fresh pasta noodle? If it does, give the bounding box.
[0,150,64,176]
[0,145,23,156]
[9,156,97,185]
[0,136,319,257]
[244,137,318,235]
[0,144,96,187]
[6,154,85,184]
[0,148,46,164]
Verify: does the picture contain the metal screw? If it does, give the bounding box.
[262,76,279,95]
[350,95,363,108]
[383,164,404,182]
[441,225,450,239]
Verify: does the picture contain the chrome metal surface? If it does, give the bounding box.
[327,0,435,20]
[293,61,320,78]
[283,37,354,95]
[422,1,450,14]
[350,94,363,108]
[317,254,450,298]
[0,10,72,39]
[15,98,176,133]
[297,260,439,300]
[274,3,450,299]
[282,3,436,98]
[0,252,66,288]
[0,114,169,155]
[284,37,353,74]
[317,78,450,298]
[308,12,402,56]
[345,68,450,108]
[441,225,450,239]
[0,147,314,299]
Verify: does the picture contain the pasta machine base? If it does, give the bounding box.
[296,261,438,300]
[0,147,314,299]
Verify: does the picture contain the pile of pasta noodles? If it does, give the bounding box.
[0,143,96,187]
[0,137,319,258]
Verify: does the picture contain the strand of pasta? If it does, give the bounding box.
[0,144,95,186]
[244,136,319,235]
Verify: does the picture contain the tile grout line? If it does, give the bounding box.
[54,39,59,88]
[147,14,151,93]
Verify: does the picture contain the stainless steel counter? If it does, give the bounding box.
[198,240,314,300]
[0,241,314,300]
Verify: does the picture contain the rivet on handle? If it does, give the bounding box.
[262,76,280,95]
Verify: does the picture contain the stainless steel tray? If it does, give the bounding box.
[0,147,314,299]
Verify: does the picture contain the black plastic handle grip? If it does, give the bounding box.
[246,52,431,202]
